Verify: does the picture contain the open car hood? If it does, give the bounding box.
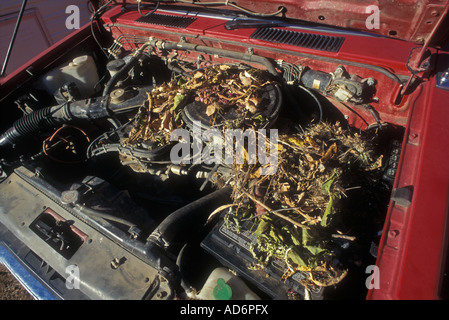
[108,0,449,45]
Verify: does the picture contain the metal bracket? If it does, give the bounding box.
[436,68,449,91]
[391,186,413,208]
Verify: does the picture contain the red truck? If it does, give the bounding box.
[0,0,448,301]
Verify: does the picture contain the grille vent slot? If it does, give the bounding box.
[250,28,344,52]
[135,13,196,28]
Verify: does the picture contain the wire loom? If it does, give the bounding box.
[43,125,91,164]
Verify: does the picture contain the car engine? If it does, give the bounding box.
[0,6,407,300]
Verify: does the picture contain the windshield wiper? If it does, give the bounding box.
[141,0,286,17]
[1,0,28,77]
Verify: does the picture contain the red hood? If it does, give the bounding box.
[107,0,449,46]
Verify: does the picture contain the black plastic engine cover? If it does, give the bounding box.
[201,212,325,300]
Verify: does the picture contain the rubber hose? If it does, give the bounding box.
[176,243,197,298]
[0,105,68,146]
[155,40,278,76]
[148,186,232,251]
[102,43,150,98]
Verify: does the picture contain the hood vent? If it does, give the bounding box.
[135,13,196,28]
[250,28,344,52]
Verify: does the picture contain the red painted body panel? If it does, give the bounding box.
[117,0,449,45]
[368,72,449,299]
[105,6,416,73]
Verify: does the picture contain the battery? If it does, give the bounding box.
[201,212,325,300]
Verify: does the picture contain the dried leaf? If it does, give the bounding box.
[305,136,320,151]
[206,102,220,116]
[309,268,348,287]
[193,71,204,78]
[366,155,383,171]
[286,136,304,147]
[239,71,252,86]
[321,142,337,163]
[152,105,166,113]
[206,204,237,224]
[159,110,172,130]
[279,182,290,193]
[245,100,257,113]
[304,153,315,163]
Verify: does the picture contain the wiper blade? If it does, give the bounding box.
[225,19,282,30]
[145,0,286,17]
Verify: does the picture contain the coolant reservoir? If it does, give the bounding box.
[196,267,261,300]
[40,55,99,99]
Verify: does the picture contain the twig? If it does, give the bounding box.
[241,190,310,229]
[205,203,238,224]
[331,234,356,241]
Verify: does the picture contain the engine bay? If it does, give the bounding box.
[0,5,413,300]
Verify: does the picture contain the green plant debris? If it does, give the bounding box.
[221,121,384,290]
[123,65,279,149]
